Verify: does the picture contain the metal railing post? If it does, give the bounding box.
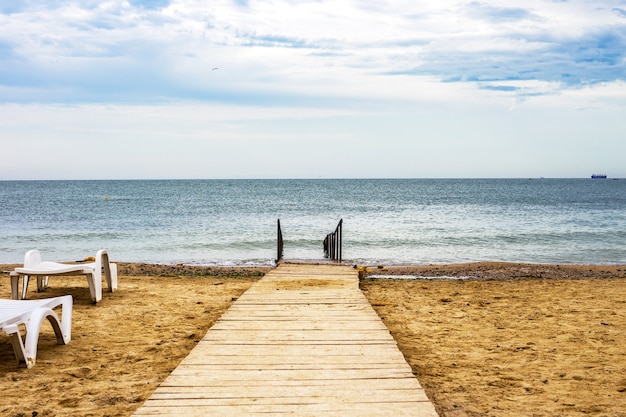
[324,219,343,262]
[277,219,283,262]
[338,219,342,261]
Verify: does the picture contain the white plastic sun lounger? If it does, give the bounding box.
[0,295,72,368]
[10,249,118,303]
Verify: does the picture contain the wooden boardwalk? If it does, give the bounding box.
[133,263,438,416]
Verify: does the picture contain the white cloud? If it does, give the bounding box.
[1,1,625,179]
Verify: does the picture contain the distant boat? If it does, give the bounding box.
[591,174,607,179]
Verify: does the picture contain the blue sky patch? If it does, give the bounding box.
[128,0,170,10]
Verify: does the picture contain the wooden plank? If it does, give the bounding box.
[168,368,416,379]
[202,330,395,342]
[132,263,438,417]
[158,377,425,389]
[177,354,408,365]
[148,391,430,403]
[133,402,438,417]
[154,379,427,394]
[182,343,405,357]
[210,320,388,330]
[177,362,412,369]
[136,395,432,406]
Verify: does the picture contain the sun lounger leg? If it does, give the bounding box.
[106,263,118,292]
[10,273,20,299]
[22,309,62,367]
[85,272,102,303]
[10,273,30,300]
[6,325,27,365]
[22,276,30,300]
[96,249,118,292]
[37,275,49,292]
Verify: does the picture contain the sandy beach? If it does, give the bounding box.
[1,262,625,417]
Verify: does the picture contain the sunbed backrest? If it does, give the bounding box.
[23,250,42,268]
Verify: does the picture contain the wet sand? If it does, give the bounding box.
[1,262,625,416]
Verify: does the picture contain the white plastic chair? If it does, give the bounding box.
[0,295,72,368]
[10,249,118,303]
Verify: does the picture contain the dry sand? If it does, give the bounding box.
[1,262,626,417]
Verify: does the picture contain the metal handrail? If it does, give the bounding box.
[324,219,343,262]
[277,219,284,262]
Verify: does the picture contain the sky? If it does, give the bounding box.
[1,0,625,180]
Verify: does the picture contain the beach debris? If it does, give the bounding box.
[76,256,96,262]
[353,264,371,279]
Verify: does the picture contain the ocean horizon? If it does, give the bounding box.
[1,178,625,266]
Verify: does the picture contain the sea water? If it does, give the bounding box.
[1,178,625,266]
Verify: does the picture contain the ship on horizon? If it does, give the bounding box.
[591,174,607,179]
